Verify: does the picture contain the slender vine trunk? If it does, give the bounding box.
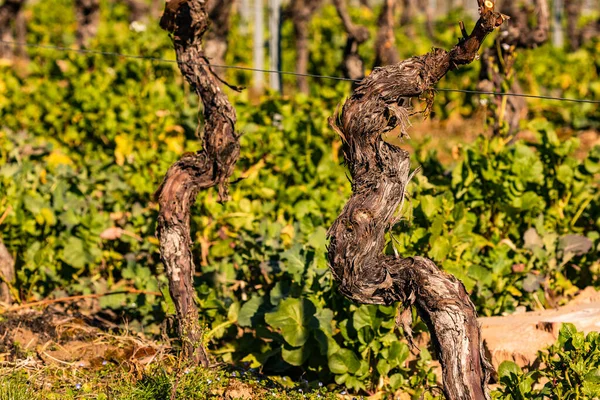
[479,0,549,136]
[0,0,27,59]
[206,0,235,67]
[328,1,506,398]
[333,0,370,85]
[374,0,399,67]
[156,0,241,367]
[288,0,322,94]
[75,0,100,47]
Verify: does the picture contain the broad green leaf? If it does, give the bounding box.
[238,296,263,327]
[282,345,310,366]
[498,361,522,378]
[264,297,316,347]
[559,323,577,344]
[328,349,361,375]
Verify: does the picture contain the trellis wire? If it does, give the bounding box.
[1,40,599,105]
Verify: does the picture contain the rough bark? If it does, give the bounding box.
[287,0,323,94]
[327,2,506,399]
[205,0,235,67]
[479,0,549,136]
[333,0,370,85]
[156,0,241,367]
[0,239,15,304]
[75,0,100,47]
[0,0,26,59]
[374,0,400,67]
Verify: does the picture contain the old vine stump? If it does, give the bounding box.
[327,1,506,398]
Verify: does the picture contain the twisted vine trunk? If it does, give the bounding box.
[156,0,240,367]
[479,0,549,136]
[328,1,506,398]
[75,0,100,47]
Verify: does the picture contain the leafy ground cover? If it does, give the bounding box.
[0,0,599,398]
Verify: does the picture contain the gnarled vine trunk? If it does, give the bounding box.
[479,0,549,136]
[0,0,27,59]
[156,0,241,367]
[327,1,506,398]
[75,0,100,47]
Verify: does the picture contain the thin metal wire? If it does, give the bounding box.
[2,39,599,104]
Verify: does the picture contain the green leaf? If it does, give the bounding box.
[376,359,390,376]
[353,305,380,331]
[282,345,310,366]
[238,296,263,327]
[420,195,438,219]
[498,361,522,378]
[307,226,327,250]
[388,342,409,367]
[264,297,316,347]
[556,164,573,185]
[584,369,600,384]
[429,237,451,261]
[389,373,404,390]
[572,332,585,349]
[558,323,577,344]
[328,349,361,375]
[60,237,91,268]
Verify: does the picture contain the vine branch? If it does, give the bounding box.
[156,0,241,367]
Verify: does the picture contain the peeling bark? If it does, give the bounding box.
[0,0,27,59]
[75,0,100,47]
[479,0,549,136]
[333,0,370,84]
[327,2,506,398]
[287,0,323,94]
[0,239,15,304]
[156,0,241,367]
[205,0,235,67]
[374,0,399,67]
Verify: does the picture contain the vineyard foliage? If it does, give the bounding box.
[0,0,599,396]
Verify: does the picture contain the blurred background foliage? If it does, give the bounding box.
[0,0,599,397]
